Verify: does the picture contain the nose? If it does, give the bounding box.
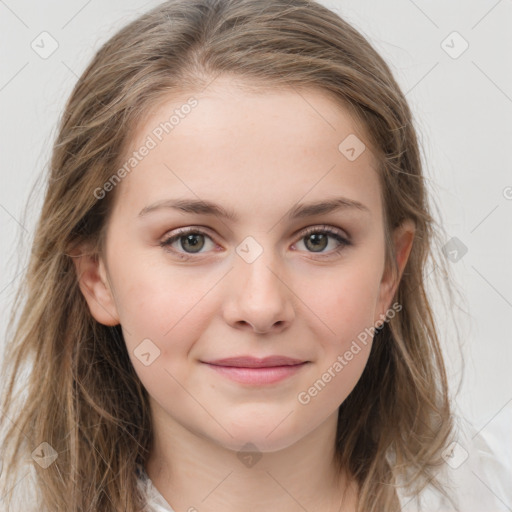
[222,249,295,334]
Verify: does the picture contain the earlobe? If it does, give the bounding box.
[375,219,415,323]
[69,247,120,326]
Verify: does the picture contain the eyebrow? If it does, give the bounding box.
[138,196,370,221]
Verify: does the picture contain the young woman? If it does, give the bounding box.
[1,1,508,511]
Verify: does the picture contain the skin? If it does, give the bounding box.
[74,77,414,512]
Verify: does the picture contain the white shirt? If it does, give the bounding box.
[137,413,512,512]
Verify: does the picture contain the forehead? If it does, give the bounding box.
[112,79,382,221]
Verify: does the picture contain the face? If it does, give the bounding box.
[76,78,414,454]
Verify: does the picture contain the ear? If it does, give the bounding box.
[374,219,415,325]
[69,245,120,326]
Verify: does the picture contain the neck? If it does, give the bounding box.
[145,403,357,512]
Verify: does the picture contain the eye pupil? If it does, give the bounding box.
[181,234,205,253]
[305,233,328,252]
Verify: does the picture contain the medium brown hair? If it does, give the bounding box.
[1,1,459,510]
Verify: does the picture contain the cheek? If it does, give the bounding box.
[295,271,379,417]
[110,257,218,365]
[113,268,216,411]
[289,258,382,411]
[304,258,383,345]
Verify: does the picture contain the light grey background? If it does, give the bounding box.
[1,0,511,452]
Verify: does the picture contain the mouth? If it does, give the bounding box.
[201,356,310,386]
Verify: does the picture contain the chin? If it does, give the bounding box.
[210,422,306,455]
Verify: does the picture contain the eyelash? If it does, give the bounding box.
[159,225,351,261]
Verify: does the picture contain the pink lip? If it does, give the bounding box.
[204,356,306,368]
[201,356,309,386]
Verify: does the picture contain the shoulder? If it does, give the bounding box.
[397,410,512,512]
[136,464,176,512]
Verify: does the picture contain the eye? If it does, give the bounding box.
[159,225,351,260]
[160,227,216,259]
[293,225,351,258]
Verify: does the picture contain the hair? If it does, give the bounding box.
[1,0,461,510]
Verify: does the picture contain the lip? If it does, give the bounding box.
[201,356,309,386]
[204,355,307,368]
